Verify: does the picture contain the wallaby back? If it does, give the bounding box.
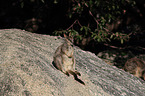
[124,58,145,80]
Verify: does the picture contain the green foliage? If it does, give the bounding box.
[55,0,136,44]
[20,0,45,8]
[14,0,139,45]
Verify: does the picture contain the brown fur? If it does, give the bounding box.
[124,58,145,80]
[53,34,85,85]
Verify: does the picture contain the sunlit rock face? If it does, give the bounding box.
[0,29,145,96]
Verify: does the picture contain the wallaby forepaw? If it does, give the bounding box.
[64,72,70,76]
[75,71,81,76]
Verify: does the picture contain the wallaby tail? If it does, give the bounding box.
[67,70,85,85]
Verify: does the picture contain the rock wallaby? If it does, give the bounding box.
[123,58,145,80]
[53,34,85,85]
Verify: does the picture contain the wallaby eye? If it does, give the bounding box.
[68,46,72,49]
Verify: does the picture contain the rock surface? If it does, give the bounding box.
[0,29,145,96]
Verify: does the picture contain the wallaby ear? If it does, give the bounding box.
[63,34,67,38]
[69,32,71,37]
[68,33,74,43]
[63,33,74,43]
[63,34,70,43]
[64,33,72,38]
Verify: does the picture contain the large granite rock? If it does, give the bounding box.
[0,29,145,96]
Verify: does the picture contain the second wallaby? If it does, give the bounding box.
[53,34,85,85]
[123,58,145,80]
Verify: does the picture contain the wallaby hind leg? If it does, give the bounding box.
[54,60,70,76]
[53,56,63,71]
